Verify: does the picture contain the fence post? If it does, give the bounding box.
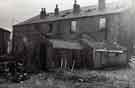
[71,60,75,72]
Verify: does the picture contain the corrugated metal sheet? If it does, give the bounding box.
[49,39,83,49]
[96,49,124,53]
[80,38,127,50]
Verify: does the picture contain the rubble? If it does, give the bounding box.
[1,68,135,88]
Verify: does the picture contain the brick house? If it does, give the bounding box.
[12,0,128,71]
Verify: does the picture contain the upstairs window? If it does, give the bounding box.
[99,17,106,31]
[48,24,53,33]
[71,21,77,33]
[34,24,40,30]
[23,36,28,43]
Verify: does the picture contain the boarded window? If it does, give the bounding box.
[99,17,106,31]
[71,21,77,32]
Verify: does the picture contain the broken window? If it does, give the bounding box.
[99,17,106,31]
[71,21,77,33]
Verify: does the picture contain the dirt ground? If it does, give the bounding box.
[0,63,135,88]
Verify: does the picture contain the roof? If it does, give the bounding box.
[80,38,127,51]
[15,3,127,26]
[49,39,83,49]
[49,37,127,51]
[95,49,124,53]
[0,28,10,33]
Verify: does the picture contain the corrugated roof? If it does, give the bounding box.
[49,38,127,51]
[96,49,124,53]
[49,39,83,49]
[80,38,127,51]
[15,3,127,26]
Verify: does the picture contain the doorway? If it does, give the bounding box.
[39,42,47,70]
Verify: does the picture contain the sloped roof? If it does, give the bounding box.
[49,39,83,49]
[49,38,127,51]
[15,3,127,26]
[0,27,10,33]
[80,38,127,51]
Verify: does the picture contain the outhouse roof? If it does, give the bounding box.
[80,38,127,51]
[95,49,124,53]
[49,39,84,50]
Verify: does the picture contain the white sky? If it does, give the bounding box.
[0,0,124,31]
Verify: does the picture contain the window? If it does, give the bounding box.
[109,53,116,57]
[23,36,28,43]
[99,17,106,31]
[34,24,40,30]
[48,24,53,33]
[71,21,77,33]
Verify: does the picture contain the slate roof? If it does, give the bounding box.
[15,3,127,26]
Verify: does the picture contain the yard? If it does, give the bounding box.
[0,62,134,88]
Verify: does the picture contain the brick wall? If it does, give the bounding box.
[12,13,122,70]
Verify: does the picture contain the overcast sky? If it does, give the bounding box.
[0,0,124,31]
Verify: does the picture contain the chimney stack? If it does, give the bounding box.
[73,0,81,14]
[40,8,47,19]
[98,0,106,10]
[54,4,59,16]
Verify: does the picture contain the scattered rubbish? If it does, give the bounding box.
[35,79,42,86]
[78,79,84,82]
[1,69,135,88]
[11,61,29,83]
[46,78,54,86]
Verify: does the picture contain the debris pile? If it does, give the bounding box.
[54,71,109,83]
[3,69,135,88]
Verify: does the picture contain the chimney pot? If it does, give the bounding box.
[54,4,59,16]
[98,0,106,10]
[40,8,47,19]
[73,0,80,14]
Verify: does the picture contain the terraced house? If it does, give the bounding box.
[13,0,128,71]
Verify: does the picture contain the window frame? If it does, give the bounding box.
[70,20,77,33]
[48,23,53,33]
[99,17,107,32]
